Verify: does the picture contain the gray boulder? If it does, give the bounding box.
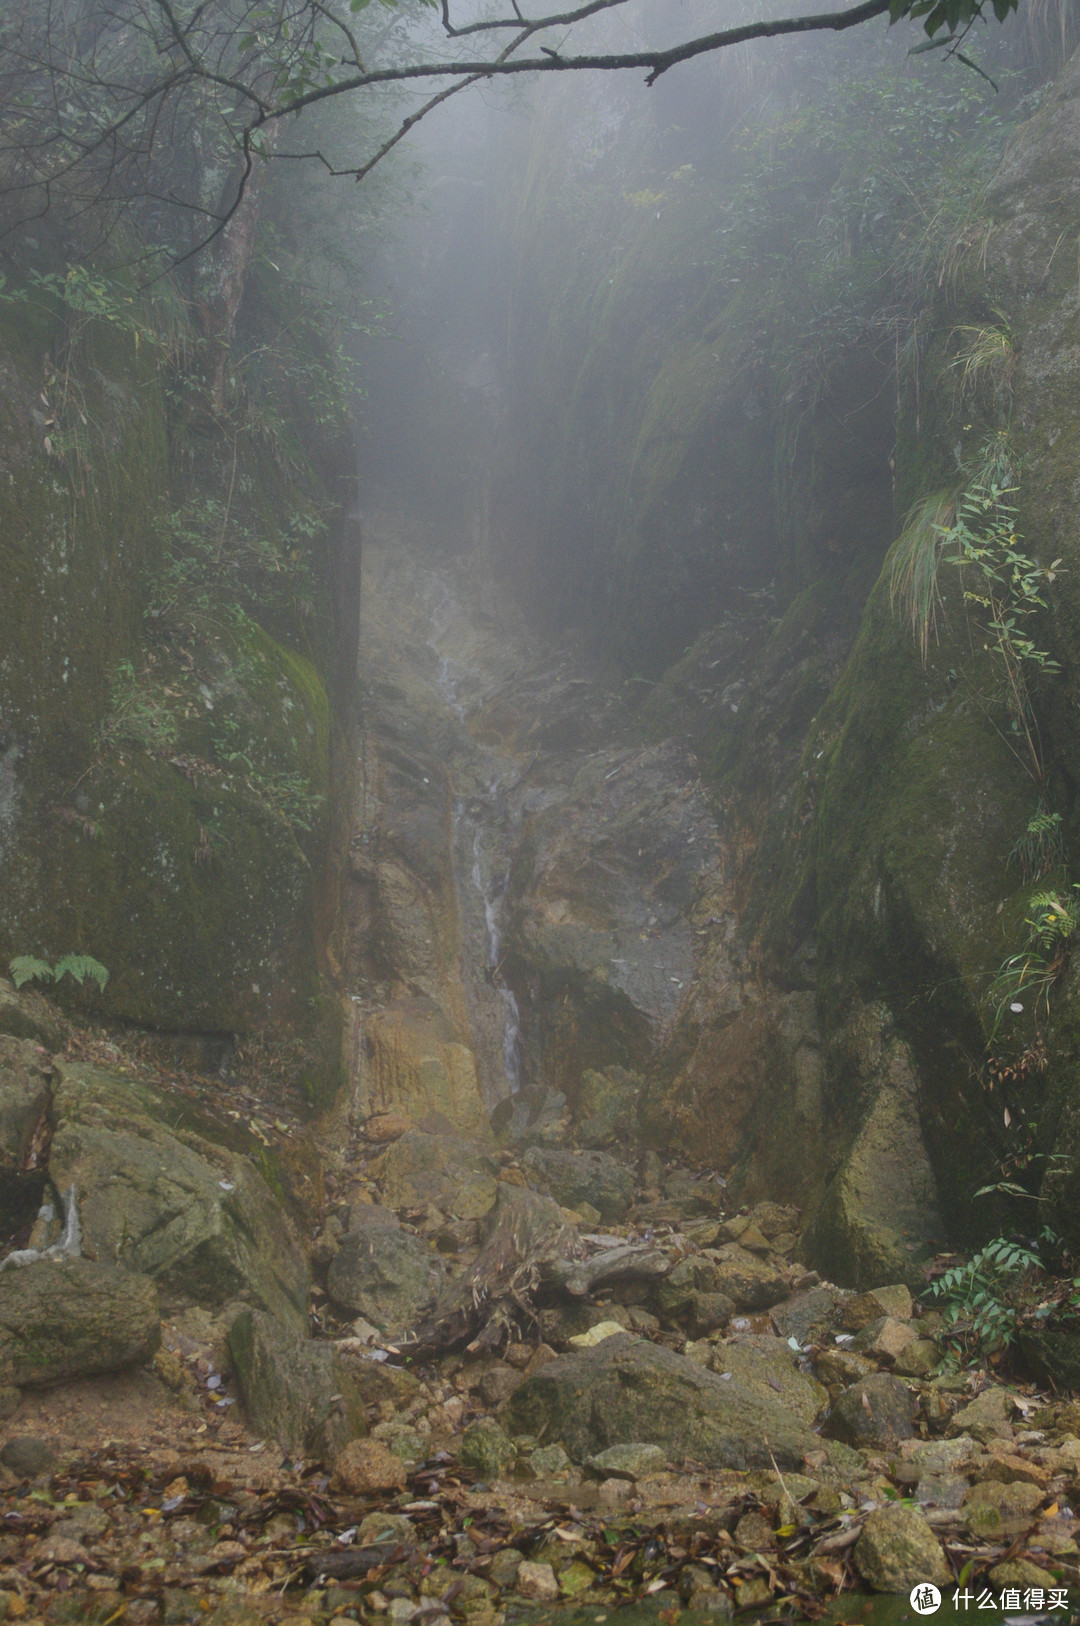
[652,1255,728,1319]
[228,1309,366,1458]
[500,1332,819,1468]
[373,1132,499,1220]
[709,1243,789,1310]
[771,1285,844,1345]
[827,1372,916,1449]
[45,1062,309,1330]
[0,1258,159,1386]
[709,1335,829,1426]
[522,1146,633,1222]
[327,1207,440,1332]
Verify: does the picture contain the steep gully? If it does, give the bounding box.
[294,517,1080,1621]
[0,523,1073,1624]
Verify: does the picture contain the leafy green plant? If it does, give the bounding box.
[99,660,179,752]
[926,1235,1041,1355]
[946,448,1062,785]
[974,1151,1070,1202]
[988,884,1080,1031]
[9,954,110,992]
[252,770,324,834]
[891,438,1062,786]
[1011,804,1065,884]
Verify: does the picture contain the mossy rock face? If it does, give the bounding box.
[0,279,354,1077]
[0,301,167,762]
[802,1017,943,1290]
[2,752,317,1031]
[756,571,1033,1253]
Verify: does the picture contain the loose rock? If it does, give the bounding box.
[516,1561,559,1602]
[854,1504,950,1592]
[459,1417,515,1479]
[827,1372,916,1449]
[330,1439,408,1495]
[326,1207,440,1331]
[522,1146,633,1222]
[585,1442,665,1480]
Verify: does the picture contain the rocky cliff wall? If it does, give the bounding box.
[0,253,358,1099]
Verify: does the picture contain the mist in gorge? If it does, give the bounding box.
[7,0,1080,1615]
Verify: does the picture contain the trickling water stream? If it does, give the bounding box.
[423,567,525,1103]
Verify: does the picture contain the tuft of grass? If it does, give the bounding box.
[948,317,1015,403]
[887,489,955,663]
[1011,804,1065,884]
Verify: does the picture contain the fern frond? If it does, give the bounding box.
[52,954,110,990]
[8,956,55,989]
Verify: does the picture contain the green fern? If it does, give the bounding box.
[8,953,109,992]
[8,956,55,989]
[52,955,110,991]
[1010,804,1065,883]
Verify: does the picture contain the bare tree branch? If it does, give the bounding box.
[0,0,1013,277]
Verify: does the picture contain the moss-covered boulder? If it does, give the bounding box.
[802,1025,943,1289]
[45,1062,309,1328]
[500,1332,819,1468]
[854,1504,950,1593]
[0,1258,159,1387]
[459,1417,515,1479]
[228,1308,366,1458]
